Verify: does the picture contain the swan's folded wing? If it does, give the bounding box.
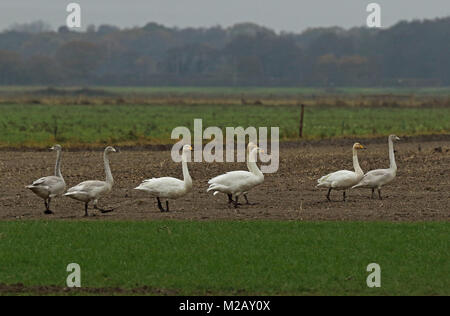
[318,170,357,188]
[30,176,64,189]
[208,171,251,186]
[355,169,392,187]
[67,180,106,194]
[31,176,55,186]
[318,170,351,183]
[136,177,184,194]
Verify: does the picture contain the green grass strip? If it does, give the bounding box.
[0,221,448,295]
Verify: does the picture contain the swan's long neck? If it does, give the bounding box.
[104,151,113,185]
[54,150,63,179]
[388,138,397,171]
[182,152,192,188]
[352,148,363,176]
[248,149,264,178]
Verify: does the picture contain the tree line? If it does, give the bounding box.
[0,18,449,86]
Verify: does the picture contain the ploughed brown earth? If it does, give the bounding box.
[0,135,449,222]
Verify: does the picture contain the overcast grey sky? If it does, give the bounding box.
[1,0,449,32]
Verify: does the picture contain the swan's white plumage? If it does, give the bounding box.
[207,146,264,199]
[316,143,365,200]
[134,145,193,203]
[136,177,189,199]
[317,170,362,190]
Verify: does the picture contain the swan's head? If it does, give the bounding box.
[247,142,258,152]
[353,143,366,150]
[50,144,62,151]
[182,144,193,152]
[105,146,117,154]
[389,135,401,142]
[250,146,264,155]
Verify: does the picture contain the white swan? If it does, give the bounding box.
[242,142,258,204]
[64,146,117,216]
[317,143,365,201]
[217,142,258,205]
[352,135,400,199]
[134,144,193,212]
[207,146,264,208]
[27,144,66,214]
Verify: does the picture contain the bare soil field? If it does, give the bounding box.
[1,136,449,222]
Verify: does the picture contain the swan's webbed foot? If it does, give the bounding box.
[94,205,114,214]
[44,199,54,214]
[99,208,114,214]
[377,189,383,200]
[227,194,233,204]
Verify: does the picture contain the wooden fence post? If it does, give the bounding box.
[299,104,305,138]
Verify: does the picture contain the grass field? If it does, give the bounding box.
[0,103,449,147]
[0,221,448,295]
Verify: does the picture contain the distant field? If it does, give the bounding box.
[0,103,449,147]
[0,221,447,295]
[1,86,450,97]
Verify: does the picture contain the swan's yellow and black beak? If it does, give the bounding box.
[359,144,367,150]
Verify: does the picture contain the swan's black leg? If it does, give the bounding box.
[326,188,332,201]
[227,194,233,204]
[378,189,383,200]
[157,197,165,212]
[84,203,89,217]
[243,194,257,205]
[166,201,169,212]
[233,196,240,208]
[44,199,53,215]
[371,188,375,199]
[343,191,346,202]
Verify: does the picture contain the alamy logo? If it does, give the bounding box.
[66,263,81,288]
[171,119,279,173]
[366,3,382,28]
[66,3,81,28]
[366,263,381,288]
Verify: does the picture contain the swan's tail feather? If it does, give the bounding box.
[64,191,84,196]
[352,182,366,189]
[207,183,228,193]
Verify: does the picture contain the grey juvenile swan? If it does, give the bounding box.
[27,144,66,214]
[352,135,401,199]
[64,146,117,216]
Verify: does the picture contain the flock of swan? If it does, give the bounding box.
[26,135,401,216]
